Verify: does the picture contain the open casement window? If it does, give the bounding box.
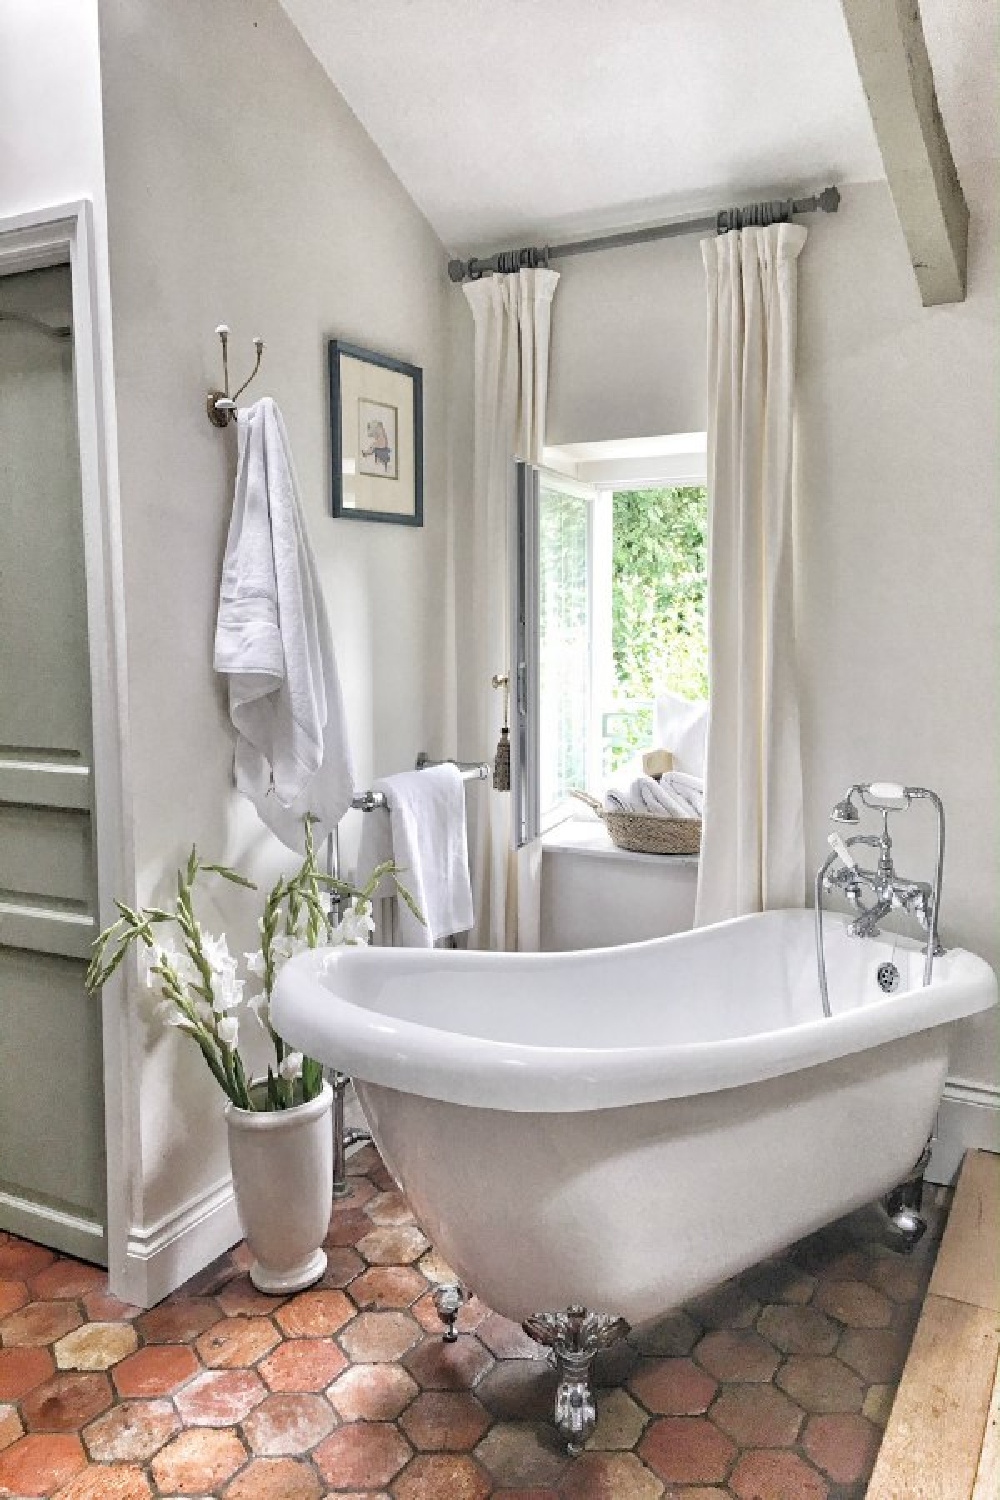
[511,463,611,846]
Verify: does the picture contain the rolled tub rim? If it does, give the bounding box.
[271,909,998,1113]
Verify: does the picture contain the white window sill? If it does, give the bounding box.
[541,817,700,868]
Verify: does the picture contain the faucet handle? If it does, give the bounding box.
[827,832,858,871]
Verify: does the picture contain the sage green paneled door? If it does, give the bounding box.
[0,264,106,1263]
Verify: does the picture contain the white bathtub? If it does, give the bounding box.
[273,909,996,1326]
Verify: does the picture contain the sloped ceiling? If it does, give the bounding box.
[279,0,996,255]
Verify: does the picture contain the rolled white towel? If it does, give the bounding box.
[632,776,697,819]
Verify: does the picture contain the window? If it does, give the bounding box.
[512,446,708,845]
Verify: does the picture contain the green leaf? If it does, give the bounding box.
[201,863,257,890]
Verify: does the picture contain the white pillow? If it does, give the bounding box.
[654,691,708,778]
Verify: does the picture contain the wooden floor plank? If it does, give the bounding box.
[929,1150,1000,1313]
[866,1294,1000,1500]
[972,1352,1000,1500]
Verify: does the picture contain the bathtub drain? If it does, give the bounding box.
[877,961,900,994]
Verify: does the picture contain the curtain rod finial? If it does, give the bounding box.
[819,185,841,214]
[447,258,467,283]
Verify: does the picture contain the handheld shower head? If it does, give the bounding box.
[831,790,860,824]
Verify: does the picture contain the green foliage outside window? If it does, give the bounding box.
[608,486,708,768]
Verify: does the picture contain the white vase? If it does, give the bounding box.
[225,1080,333,1294]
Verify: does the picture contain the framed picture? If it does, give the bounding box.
[329,340,423,526]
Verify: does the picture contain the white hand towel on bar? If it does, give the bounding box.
[214,397,354,851]
[356,765,474,947]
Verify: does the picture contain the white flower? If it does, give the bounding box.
[340,899,375,946]
[155,999,197,1034]
[245,948,266,978]
[193,998,214,1025]
[144,942,196,992]
[202,932,235,977]
[211,965,244,1015]
[278,1051,303,1081]
[271,934,310,968]
[217,1015,239,1049]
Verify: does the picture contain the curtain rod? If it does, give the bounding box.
[448,185,840,283]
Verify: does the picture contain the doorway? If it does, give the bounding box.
[0,263,107,1262]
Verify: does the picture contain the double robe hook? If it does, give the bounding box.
[207,324,264,427]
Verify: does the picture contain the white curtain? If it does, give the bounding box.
[463,268,559,950]
[694,224,807,926]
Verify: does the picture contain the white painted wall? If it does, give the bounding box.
[536,171,1000,1113]
[94,0,455,1298]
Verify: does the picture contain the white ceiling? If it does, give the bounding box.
[280,0,996,255]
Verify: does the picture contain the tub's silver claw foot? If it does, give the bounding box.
[880,1139,932,1254]
[522,1305,631,1455]
[432,1283,468,1342]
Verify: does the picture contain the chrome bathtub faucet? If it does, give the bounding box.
[814,782,946,1018]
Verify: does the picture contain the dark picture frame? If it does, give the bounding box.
[328,340,423,527]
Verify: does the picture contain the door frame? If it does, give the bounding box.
[0,201,133,1275]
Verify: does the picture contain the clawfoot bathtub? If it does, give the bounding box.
[273,908,996,1450]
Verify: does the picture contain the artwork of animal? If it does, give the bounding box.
[361,417,392,472]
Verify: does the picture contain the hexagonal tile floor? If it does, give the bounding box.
[0,1146,950,1498]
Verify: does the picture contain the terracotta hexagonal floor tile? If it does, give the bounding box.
[314,1421,412,1487]
[258,1337,347,1392]
[814,1279,892,1328]
[775,1355,864,1414]
[242,1392,336,1456]
[592,1342,641,1389]
[756,1304,839,1356]
[685,1282,760,1330]
[836,1326,911,1383]
[693,1329,780,1383]
[0,1345,54,1400]
[350,1266,427,1311]
[802,1411,882,1484]
[81,1290,142,1323]
[196,1316,280,1368]
[54,1323,138,1372]
[20,1371,112,1432]
[151,1428,247,1494]
[403,1334,494,1391]
[356,1226,430,1267]
[175,1367,266,1426]
[392,1452,492,1500]
[365,1190,415,1226]
[709,1382,804,1446]
[327,1361,418,1421]
[559,1450,665,1499]
[340,1310,422,1363]
[0,1280,28,1319]
[0,1299,81,1348]
[473,1420,568,1489]
[113,1344,200,1398]
[216,1277,289,1319]
[866,1253,927,1303]
[324,1211,371,1249]
[740,1258,816,1306]
[477,1315,547,1361]
[400,1390,490,1450]
[476,1359,555,1422]
[0,1242,55,1281]
[315,1247,365,1289]
[415,1248,457,1287]
[222,1456,324,1500]
[136,1299,221,1344]
[275,1290,353,1339]
[83,1398,180,1462]
[729,1448,829,1499]
[28,1261,106,1302]
[628,1357,717,1416]
[0,1432,85,1495]
[638,1416,735,1486]
[585,1389,648,1451]
[51,1464,152,1499]
[628,1311,700,1358]
[0,1403,23,1450]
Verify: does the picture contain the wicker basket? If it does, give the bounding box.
[571,790,702,856]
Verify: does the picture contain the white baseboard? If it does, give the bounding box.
[927,1076,1000,1184]
[117,1175,242,1309]
[0,1191,106,1266]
